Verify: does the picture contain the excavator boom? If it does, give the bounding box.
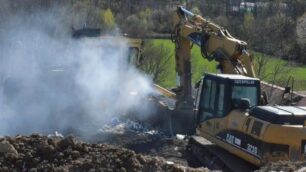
[172,7,256,107]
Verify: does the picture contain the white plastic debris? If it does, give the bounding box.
[166,161,174,165]
[145,130,158,135]
[176,134,185,140]
[48,131,64,138]
[55,131,64,137]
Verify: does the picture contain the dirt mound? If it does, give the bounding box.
[257,161,306,172]
[0,134,209,172]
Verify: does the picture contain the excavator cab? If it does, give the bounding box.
[192,73,306,167]
[195,73,260,124]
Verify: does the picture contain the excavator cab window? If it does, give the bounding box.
[198,77,227,122]
[197,74,260,123]
[232,85,258,108]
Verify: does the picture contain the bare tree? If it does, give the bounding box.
[139,41,172,84]
[253,51,294,104]
[253,53,271,80]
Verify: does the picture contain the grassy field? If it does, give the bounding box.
[152,39,306,91]
[253,52,306,90]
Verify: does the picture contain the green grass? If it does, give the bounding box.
[253,53,306,91]
[152,39,306,91]
[153,39,217,88]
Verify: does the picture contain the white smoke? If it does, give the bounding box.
[0,7,154,136]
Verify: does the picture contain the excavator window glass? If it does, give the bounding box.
[198,78,226,122]
[199,79,214,121]
[232,85,258,107]
[203,79,211,109]
[210,81,217,110]
[217,84,225,117]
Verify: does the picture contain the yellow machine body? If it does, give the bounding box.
[193,73,306,166]
[197,111,306,165]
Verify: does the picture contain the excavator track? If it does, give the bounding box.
[188,136,257,172]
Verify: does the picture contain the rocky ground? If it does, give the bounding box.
[0,134,209,172]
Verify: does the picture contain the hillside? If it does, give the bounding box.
[152,40,306,91]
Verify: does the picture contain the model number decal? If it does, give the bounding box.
[247,144,258,155]
[217,132,260,158]
[225,134,259,156]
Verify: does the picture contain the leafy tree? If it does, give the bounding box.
[296,13,306,63]
[191,6,202,16]
[122,14,142,36]
[100,8,115,30]
[264,14,296,58]
[243,13,255,30]
[70,0,91,28]
[122,8,153,36]
[151,8,172,33]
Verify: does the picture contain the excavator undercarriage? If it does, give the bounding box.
[188,136,257,172]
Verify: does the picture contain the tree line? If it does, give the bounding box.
[0,0,305,64]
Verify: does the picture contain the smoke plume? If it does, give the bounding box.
[0,6,154,136]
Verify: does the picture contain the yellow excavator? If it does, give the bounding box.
[72,27,143,67]
[71,20,306,171]
[160,6,306,171]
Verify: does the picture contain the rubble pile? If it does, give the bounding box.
[0,134,209,172]
[91,117,199,167]
[257,161,306,172]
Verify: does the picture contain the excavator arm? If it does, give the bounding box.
[172,6,255,105]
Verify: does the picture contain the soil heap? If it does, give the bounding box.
[0,134,209,172]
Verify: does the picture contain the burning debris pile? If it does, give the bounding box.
[0,134,209,172]
[91,117,163,145]
[92,117,199,167]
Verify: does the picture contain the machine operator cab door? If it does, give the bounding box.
[194,73,260,134]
